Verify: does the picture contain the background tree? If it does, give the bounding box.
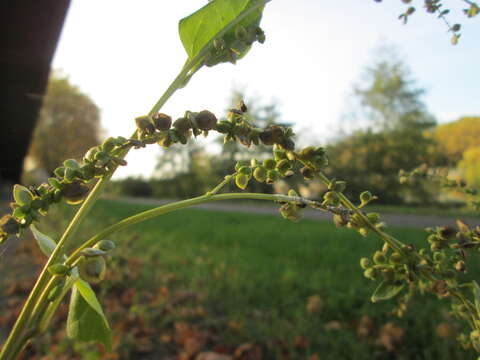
[459,146,480,188]
[326,48,439,204]
[435,116,480,164]
[27,73,101,175]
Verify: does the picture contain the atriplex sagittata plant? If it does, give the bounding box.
[0,1,479,358]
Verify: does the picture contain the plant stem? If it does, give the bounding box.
[65,192,318,265]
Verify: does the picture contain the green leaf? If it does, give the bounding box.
[30,225,57,257]
[67,280,112,350]
[371,281,404,303]
[179,0,265,60]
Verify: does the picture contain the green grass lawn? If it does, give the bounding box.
[32,198,478,359]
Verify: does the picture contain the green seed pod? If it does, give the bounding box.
[359,191,373,205]
[454,260,466,272]
[13,185,33,206]
[63,159,80,170]
[238,166,252,176]
[364,268,378,281]
[152,113,172,131]
[253,167,267,183]
[266,170,279,184]
[373,251,386,264]
[299,146,316,160]
[81,164,95,180]
[438,226,456,240]
[276,159,292,173]
[12,207,27,220]
[427,234,440,244]
[94,240,116,252]
[390,252,403,264]
[259,126,283,146]
[101,137,116,153]
[61,181,89,205]
[430,242,442,252]
[279,203,302,222]
[84,147,98,162]
[433,252,445,263]
[157,132,174,148]
[263,159,276,171]
[54,167,65,178]
[0,215,20,235]
[300,166,315,180]
[173,117,192,134]
[135,115,155,134]
[333,214,348,228]
[313,154,328,169]
[366,212,380,224]
[360,258,372,270]
[48,264,70,276]
[80,248,106,257]
[288,189,299,198]
[273,149,287,161]
[194,110,218,131]
[79,256,106,284]
[358,227,369,237]
[48,177,62,190]
[250,159,259,167]
[235,174,249,190]
[322,191,340,206]
[328,180,347,192]
[215,120,232,134]
[64,167,78,183]
[235,160,250,171]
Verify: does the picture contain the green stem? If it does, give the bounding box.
[65,192,313,265]
[315,172,405,253]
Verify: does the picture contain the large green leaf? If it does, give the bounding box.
[371,281,405,303]
[67,280,112,350]
[179,0,264,60]
[30,225,56,257]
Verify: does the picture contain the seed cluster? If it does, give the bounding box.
[205,24,265,67]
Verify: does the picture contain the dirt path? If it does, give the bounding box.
[108,196,479,230]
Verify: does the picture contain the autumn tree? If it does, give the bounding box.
[27,74,101,174]
[435,117,480,164]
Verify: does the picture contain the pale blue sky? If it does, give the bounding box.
[52,1,479,178]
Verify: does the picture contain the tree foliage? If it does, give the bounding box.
[327,49,438,204]
[459,146,480,188]
[436,116,480,164]
[27,74,101,174]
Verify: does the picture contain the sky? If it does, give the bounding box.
[51,0,480,178]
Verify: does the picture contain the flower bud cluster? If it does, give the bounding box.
[278,189,305,222]
[205,24,265,67]
[0,136,131,244]
[78,240,116,285]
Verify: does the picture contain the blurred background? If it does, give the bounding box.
[1,1,480,359]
